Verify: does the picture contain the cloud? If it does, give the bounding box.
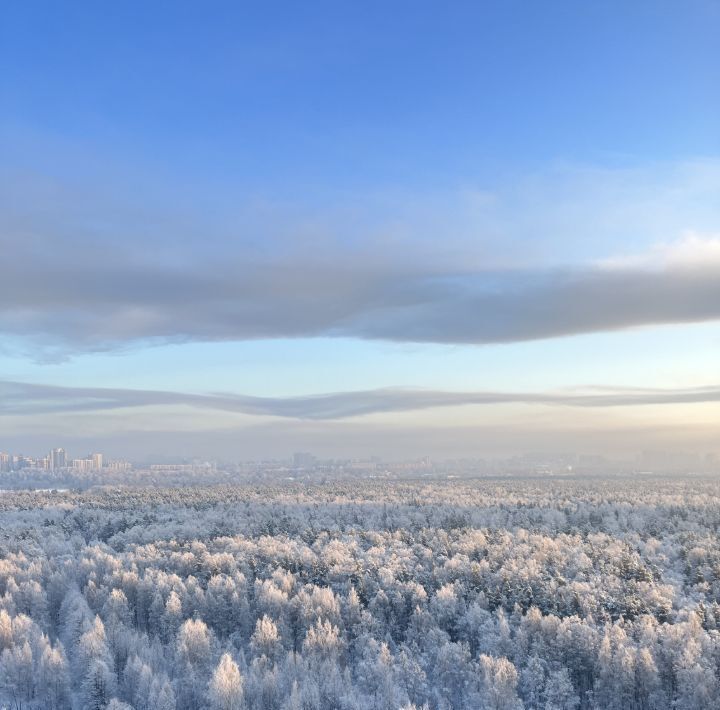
[599,231,720,269]
[2,380,720,420]
[1,250,720,354]
[3,213,720,353]
[2,159,720,355]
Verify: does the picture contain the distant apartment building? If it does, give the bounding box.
[71,453,105,472]
[293,452,316,468]
[50,447,67,470]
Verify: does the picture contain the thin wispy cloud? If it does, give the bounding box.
[2,380,720,421]
[599,232,720,270]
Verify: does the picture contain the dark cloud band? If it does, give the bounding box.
[1,257,720,353]
[1,380,719,420]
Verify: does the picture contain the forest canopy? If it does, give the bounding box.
[0,479,719,709]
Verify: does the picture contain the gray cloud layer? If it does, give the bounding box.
[3,160,720,354]
[2,251,720,354]
[2,380,719,420]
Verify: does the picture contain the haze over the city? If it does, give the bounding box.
[2,1,719,459]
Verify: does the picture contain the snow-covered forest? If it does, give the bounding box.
[1,479,720,709]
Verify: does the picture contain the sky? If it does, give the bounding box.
[1,1,719,461]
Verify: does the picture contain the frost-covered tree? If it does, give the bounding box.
[250,615,281,660]
[81,658,117,710]
[544,668,579,710]
[38,640,71,709]
[479,655,524,710]
[0,640,34,707]
[208,653,244,710]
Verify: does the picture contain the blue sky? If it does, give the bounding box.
[1,1,719,459]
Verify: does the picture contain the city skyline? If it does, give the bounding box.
[2,442,716,480]
[2,2,719,459]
